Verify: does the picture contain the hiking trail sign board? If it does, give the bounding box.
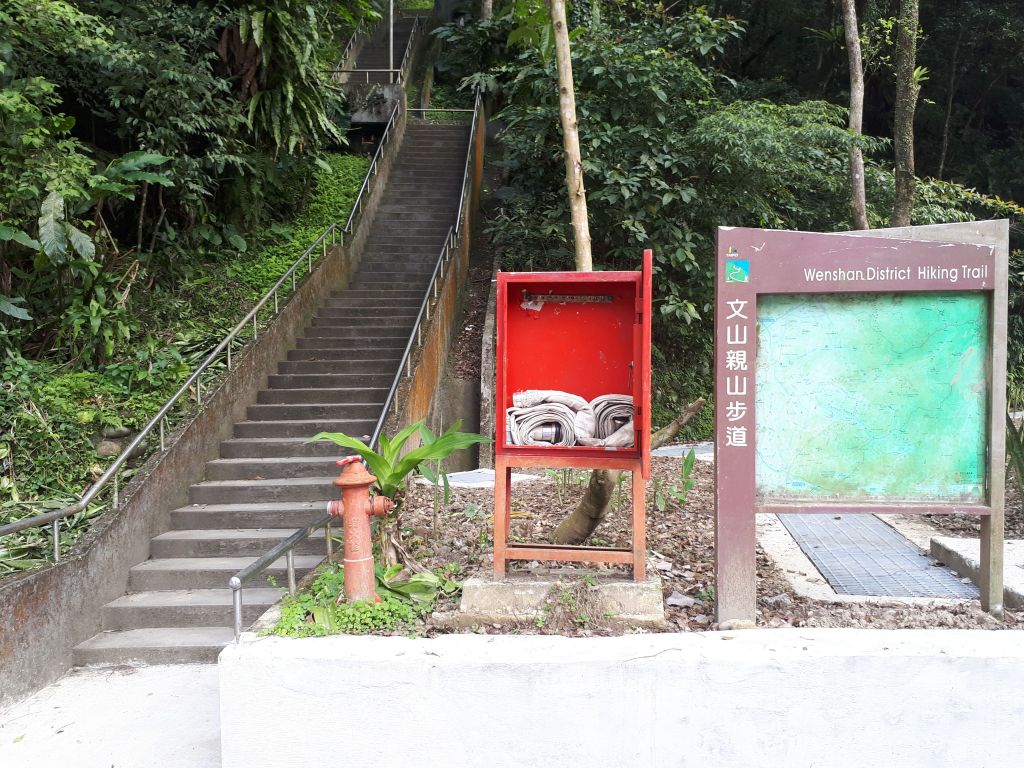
[714,222,1009,625]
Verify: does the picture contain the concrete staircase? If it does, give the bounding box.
[72,121,471,665]
[351,15,418,85]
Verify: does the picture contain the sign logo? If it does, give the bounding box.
[726,259,750,283]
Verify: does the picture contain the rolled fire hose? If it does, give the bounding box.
[505,391,635,447]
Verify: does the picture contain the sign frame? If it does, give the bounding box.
[714,223,1009,625]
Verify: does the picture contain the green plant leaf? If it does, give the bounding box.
[0,296,31,321]
[65,224,95,260]
[38,191,68,262]
[0,225,40,250]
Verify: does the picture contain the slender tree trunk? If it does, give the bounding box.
[841,0,869,230]
[937,27,963,179]
[891,0,920,227]
[550,0,592,272]
[481,0,493,20]
[553,398,707,544]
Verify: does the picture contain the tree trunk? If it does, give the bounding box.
[481,0,493,20]
[936,26,963,179]
[891,0,919,227]
[841,0,869,230]
[552,398,707,544]
[550,0,592,272]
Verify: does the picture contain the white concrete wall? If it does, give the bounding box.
[220,630,1024,768]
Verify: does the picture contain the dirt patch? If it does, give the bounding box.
[399,457,1023,635]
[925,466,1024,539]
[448,263,491,380]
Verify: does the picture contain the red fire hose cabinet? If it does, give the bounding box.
[494,250,652,580]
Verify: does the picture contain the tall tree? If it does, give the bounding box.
[891,0,920,226]
[549,0,593,271]
[840,0,869,229]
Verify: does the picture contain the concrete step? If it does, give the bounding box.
[377,203,461,213]
[346,286,426,296]
[329,289,424,299]
[363,229,451,239]
[348,261,437,274]
[320,296,423,308]
[358,248,437,259]
[189,476,338,505]
[101,588,283,629]
[257,385,390,402]
[128,555,321,591]
[171,500,328,529]
[204,455,349,481]
[246,401,384,421]
[303,309,419,325]
[286,347,403,361]
[277,359,400,375]
[381,184,462,194]
[73,627,236,665]
[232,418,374,439]
[299,325,412,339]
[150,529,326,558]
[316,305,422,317]
[293,336,408,349]
[309,314,416,328]
[267,372,394,388]
[218,437,345,459]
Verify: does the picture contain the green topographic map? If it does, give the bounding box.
[755,292,988,503]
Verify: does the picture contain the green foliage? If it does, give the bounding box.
[237,2,348,155]
[1,149,370,572]
[267,560,456,638]
[1006,413,1024,500]
[653,449,697,512]
[443,3,1023,419]
[311,420,490,499]
[376,563,460,604]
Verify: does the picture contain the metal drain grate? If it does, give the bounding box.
[778,514,979,599]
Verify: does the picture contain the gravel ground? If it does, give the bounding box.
[400,456,1023,634]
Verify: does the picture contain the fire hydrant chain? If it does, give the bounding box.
[327,456,393,603]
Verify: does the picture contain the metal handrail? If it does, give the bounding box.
[0,104,406,561]
[228,91,483,642]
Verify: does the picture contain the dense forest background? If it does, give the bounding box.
[1,1,1022,566]
[430,0,1024,431]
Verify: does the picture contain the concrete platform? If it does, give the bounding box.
[221,629,1024,768]
[442,573,667,629]
[0,664,219,768]
[930,537,1024,609]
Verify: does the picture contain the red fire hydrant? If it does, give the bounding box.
[327,456,393,603]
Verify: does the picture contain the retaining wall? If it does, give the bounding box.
[220,628,1024,768]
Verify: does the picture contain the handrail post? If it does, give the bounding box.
[286,550,297,595]
[52,520,60,562]
[231,576,243,643]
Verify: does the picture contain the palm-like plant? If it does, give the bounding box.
[311,419,489,565]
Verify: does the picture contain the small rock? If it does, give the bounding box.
[679,571,694,580]
[763,593,793,607]
[666,591,697,608]
[692,614,711,624]
[102,425,131,439]
[719,619,756,631]
[525,560,541,570]
[125,440,146,460]
[96,440,121,457]
[654,561,673,572]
